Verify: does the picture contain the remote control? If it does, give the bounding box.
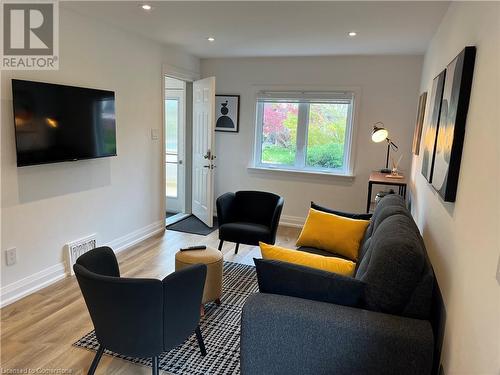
[180,245,207,251]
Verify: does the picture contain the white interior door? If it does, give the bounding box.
[192,77,216,227]
[165,78,186,214]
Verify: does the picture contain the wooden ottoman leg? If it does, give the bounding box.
[215,298,221,306]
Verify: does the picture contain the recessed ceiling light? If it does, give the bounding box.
[141,4,152,11]
[348,31,357,37]
[207,37,215,42]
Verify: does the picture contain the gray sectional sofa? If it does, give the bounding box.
[240,195,438,375]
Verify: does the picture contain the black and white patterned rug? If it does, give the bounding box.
[74,261,257,374]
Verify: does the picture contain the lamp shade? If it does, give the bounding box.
[371,125,388,143]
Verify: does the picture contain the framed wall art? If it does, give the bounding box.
[421,70,446,183]
[215,95,240,132]
[412,92,427,155]
[432,46,476,202]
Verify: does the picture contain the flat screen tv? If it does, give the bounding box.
[12,79,116,167]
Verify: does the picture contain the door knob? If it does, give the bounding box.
[178,160,183,165]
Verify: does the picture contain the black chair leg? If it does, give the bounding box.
[235,243,240,254]
[195,326,207,356]
[88,345,104,375]
[152,356,159,375]
[218,240,224,251]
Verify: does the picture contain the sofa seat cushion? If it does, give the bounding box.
[219,222,271,245]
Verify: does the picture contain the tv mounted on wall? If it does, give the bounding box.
[12,79,117,167]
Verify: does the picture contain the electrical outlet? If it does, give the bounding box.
[6,248,16,266]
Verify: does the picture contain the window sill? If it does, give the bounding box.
[247,166,355,179]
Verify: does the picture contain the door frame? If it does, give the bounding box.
[161,64,200,222]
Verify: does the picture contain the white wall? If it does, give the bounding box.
[201,56,422,223]
[409,3,500,374]
[0,8,199,305]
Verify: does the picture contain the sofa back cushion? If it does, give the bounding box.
[355,212,434,319]
[254,258,366,308]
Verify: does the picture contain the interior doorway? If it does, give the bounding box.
[165,76,189,225]
[163,72,217,229]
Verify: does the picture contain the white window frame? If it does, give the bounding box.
[253,90,357,176]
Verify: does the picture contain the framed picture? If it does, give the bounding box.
[412,92,427,155]
[421,69,446,183]
[432,46,476,202]
[215,95,239,132]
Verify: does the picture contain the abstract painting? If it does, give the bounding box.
[215,95,239,132]
[412,92,427,155]
[432,46,476,202]
[421,70,446,182]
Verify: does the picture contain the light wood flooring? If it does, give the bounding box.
[1,226,300,374]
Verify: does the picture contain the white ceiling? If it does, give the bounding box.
[62,1,450,58]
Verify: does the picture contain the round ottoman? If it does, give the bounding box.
[175,246,223,313]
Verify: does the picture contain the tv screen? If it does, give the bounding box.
[12,79,116,167]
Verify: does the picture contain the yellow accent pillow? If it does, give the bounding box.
[259,242,356,276]
[296,208,370,261]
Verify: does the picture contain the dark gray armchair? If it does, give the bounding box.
[216,190,284,254]
[74,247,207,375]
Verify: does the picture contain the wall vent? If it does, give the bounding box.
[66,234,97,275]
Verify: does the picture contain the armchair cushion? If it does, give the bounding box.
[254,258,365,307]
[218,222,272,245]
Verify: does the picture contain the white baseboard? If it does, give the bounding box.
[280,215,305,228]
[0,262,66,308]
[0,220,165,308]
[106,220,165,254]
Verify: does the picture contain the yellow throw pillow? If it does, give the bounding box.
[296,208,369,261]
[259,242,355,276]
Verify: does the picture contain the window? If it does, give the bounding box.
[254,91,355,175]
[165,98,179,198]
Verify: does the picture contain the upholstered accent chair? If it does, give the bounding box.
[216,191,284,254]
[74,246,207,375]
